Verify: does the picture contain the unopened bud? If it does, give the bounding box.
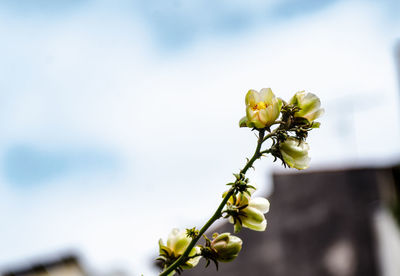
[279,137,310,170]
[211,233,243,262]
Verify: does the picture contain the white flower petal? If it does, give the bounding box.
[242,217,267,231]
[249,197,270,213]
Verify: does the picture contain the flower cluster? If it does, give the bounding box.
[157,87,323,276]
[240,88,323,170]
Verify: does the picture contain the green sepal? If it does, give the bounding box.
[311,121,321,128]
[234,220,242,233]
[239,116,248,128]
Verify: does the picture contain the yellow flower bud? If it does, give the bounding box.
[290,91,324,124]
[211,233,242,262]
[239,88,282,129]
[279,137,310,170]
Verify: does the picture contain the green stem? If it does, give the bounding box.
[262,129,277,143]
[159,129,266,276]
[240,130,265,174]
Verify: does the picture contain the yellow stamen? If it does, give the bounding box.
[253,101,267,110]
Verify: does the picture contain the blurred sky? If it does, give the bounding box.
[1,0,400,275]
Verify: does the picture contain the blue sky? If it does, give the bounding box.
[1,0,400,275]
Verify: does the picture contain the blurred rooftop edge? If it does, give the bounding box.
[0,254,129,276]
[1,254,87,276]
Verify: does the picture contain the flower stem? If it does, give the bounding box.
[262,129,277,143]
[159,129,266,276]
[240,130,265,174]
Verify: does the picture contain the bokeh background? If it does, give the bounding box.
[1,0,400,275]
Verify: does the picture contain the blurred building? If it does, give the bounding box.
[184,165,400,276]
[0,255,131,276]
[1,255,86,276]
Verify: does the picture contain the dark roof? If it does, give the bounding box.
[2,254,84,276]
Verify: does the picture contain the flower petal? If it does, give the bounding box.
[257,109,268,125]
[280,138,311,170]
[249,197,270,213]
[242,217,267,231]
[259,88,274,104]
[304,108,325,122]
[245,89,260,107]
[183,246,201,268]
[290,91,323,123]
[166,228,180,249]
[242,206,265,224]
